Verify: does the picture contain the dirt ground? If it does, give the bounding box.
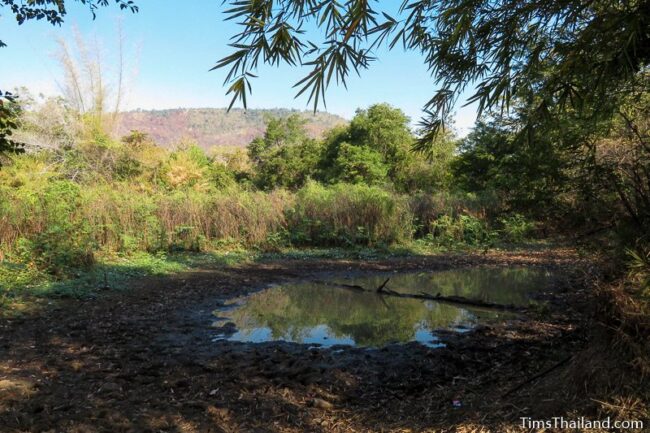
[0,248,642,432]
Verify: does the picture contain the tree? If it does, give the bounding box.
[331,142,388,185]
[452,114,572,216]
[0,0,138,161]
[452,79,650,232]
[0,0,137,48]
[0,91,24,165]
[247,115,308,163]
[214,0,650,150]
[247,115,322,189]
[320,104,411,183]
[319,103,456,190]
[393,132,456,192]
[253,139,323,189]
[347,104,413,172]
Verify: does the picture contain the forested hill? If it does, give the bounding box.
[117,108,347,149]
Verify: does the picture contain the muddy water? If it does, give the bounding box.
[211,266,552,348]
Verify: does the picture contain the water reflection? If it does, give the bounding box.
[212,266,551,347]
[332,266,552,306]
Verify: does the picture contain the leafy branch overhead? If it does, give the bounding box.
[0,0,137,29]
[1,0,138,85]
[214,0,650,149]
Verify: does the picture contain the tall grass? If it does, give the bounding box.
[289,181,412,246]
[0,144,519,282]
[0,179,413,262]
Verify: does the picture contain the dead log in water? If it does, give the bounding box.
[314,279,525,312]
[376,278,391,293]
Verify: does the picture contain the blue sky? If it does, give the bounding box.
[0,0,478,134]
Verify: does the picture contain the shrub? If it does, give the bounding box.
[627,247,650,298]
[427,214,495,248]
[410,191,501,237]
[499,213,535,243]
[15,181,95,276]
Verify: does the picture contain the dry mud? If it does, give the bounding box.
[0,248,600,432]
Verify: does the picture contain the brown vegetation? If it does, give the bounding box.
[117,108,347,150]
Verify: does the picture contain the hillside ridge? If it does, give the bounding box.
[117,107,347,149]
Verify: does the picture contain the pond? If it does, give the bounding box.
[211,266,553,348]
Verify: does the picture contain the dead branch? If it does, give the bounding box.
[315,280,525,312]
[376,278,390,293]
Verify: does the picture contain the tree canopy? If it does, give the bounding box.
[0,91,23,163]
[214,0,650,148]
[0,0,137,47]
[246,103,456,191]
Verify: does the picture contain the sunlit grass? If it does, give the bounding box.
[0,250,258,313]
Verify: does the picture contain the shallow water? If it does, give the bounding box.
[211,266,553,348]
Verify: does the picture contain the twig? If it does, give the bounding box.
[376,278,390,293]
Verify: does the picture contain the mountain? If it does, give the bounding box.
[117,108,347,149]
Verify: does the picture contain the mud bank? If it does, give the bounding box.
[0,248,602,432]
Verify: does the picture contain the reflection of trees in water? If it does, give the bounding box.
[334,267,550,306]
[226,283,498,346]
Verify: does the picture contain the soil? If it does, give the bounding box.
[0,248,620,432]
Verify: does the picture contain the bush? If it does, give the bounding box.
[409,191,501,237]
[627,247,650,298]
[427,214,495,248]
[499,213,535,243]
[14,181,95,276]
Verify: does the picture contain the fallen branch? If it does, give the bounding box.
[315,280,366,291]
[314,280,524,312]
[376,278,390,293]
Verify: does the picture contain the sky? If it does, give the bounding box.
[0,0,478,135]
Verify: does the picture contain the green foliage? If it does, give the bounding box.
[427,215,495,248]
[498,214,535,243]
[209,162,237,190]
[222,105,456,194]
[452,116,570,217]
[0,97,539,295]
[121,130,152,148]
[215,0,649,151]
[318,103,456,191]
[158,144,237,191]
[0,92,24,164]
[320,104,409,184]
[348,104,413,169]
[331,143,388,185]
[248,115,323,190]
[452,80,650,263]
[393,131,457,191]
[13,181,95,277]
[627,247,650,298]
[248,115,307,160]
